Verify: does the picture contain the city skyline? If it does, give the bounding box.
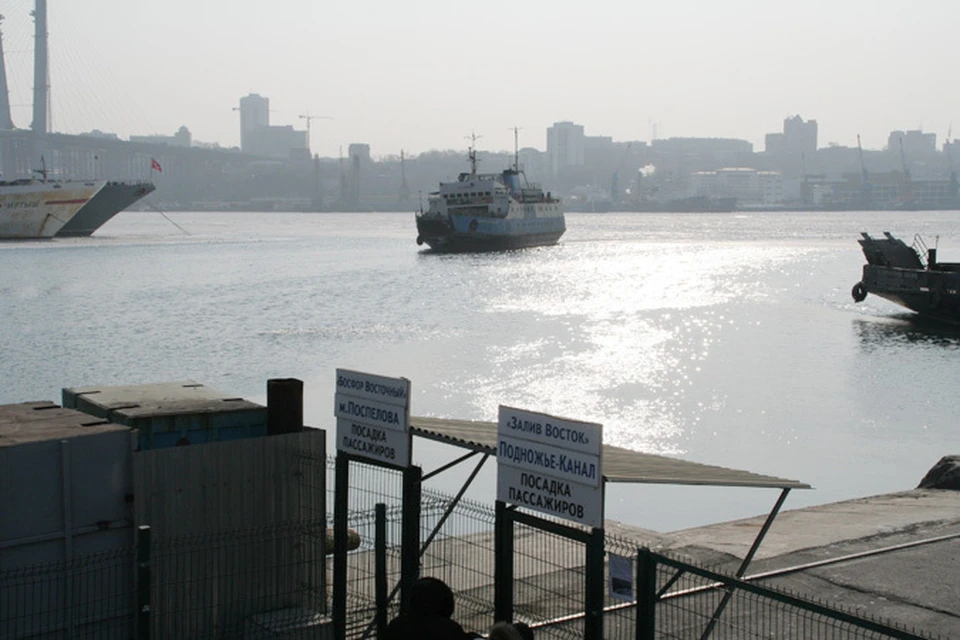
[1,0,957,158]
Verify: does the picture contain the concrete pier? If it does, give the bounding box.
[610,489,960,637]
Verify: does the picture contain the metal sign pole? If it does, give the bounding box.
[332,452,349,640]
[400,465,422,614]
[493,500,515,624]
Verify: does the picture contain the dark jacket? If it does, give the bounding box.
[383,613,470,640]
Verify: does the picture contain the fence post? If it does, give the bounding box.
[375,503,388,639]
[400,465,422,615]
[266,378,303,435]
[584,527,605,640]
[136,525,151,640]
[636,547,656,640]
[493,500,514,624]
[333,453,349,640]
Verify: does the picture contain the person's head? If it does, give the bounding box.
[512,621,534,640]
[488,621,522,640]
[409,576,455,618]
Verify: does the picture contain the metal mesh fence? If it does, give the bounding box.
[647,549,936,640]
[600,535,937,640]
[0,546,136,639]
[149,521,327,639]
[2,452,940,640]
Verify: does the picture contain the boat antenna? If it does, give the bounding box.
[465,132,482,176]
[510,126,521,171]
[33,155,48,181]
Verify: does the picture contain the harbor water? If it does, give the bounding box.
[2,210,958,532]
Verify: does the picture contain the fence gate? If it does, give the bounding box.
[494,501,605,640]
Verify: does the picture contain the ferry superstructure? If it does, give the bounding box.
[0,179,105,239]
[415,140,565,252]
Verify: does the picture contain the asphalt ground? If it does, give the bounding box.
[623,489,960,638]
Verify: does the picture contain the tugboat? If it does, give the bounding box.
[851,232,960,321]
[415,133,565,252]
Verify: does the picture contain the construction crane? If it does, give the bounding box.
[610,142,632,205]
[299,112,333,153]
[856,135,871,208]
[946,125,958,204]
[898,136,914,208]
[398,150,410,204]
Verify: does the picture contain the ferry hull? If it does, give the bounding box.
[56,181,156,237]
[416,215,565,253]
[0,182,104,239]
[860,264,960,322]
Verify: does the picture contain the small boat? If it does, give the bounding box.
[415,136,565,252]
[851,232,960,321]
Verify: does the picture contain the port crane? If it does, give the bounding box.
[299,112,333,154]
[610,142,632,205]
[856,135,872,208]
[898,137,914,208]
[946,125,958,203]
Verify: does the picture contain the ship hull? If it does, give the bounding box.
[860,264,960,322]
[0,181,104,239]
[56,181,156,237]
[416,213,565,253]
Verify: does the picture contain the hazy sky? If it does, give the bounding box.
[2,0,958,159]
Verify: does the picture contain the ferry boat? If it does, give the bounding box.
[415,137,565,252]
[0,178,105,239]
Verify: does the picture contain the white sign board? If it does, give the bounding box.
[609,553,634,602]
[335,369,411,467]
[496,405,604,528]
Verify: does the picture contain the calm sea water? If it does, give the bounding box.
[2,209,959,532]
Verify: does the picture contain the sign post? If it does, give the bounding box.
[334,369,411,467]
[332,369,412,638]
[494,405,605,639]
[496,405,604,528]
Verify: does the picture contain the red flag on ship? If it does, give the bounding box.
[151,158,162,173]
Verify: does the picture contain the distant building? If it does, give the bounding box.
[238,93,269,153]
[783,115,817,155]
[237,93,308,159]
[131,125,192,147]
[348,143,371,164]
[346,143,372,204]
[651,137,753,155]
[764,132,786,154]
[80,129,121,140]
[690,167,785,205]
[547,121,585,175]
[245,126,308,160]
[888,130,936,157]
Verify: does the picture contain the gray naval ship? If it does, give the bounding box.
[55,180,156,237]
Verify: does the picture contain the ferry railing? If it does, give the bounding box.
[913,234,930,268]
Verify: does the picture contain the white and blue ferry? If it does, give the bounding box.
[415,139,565,252]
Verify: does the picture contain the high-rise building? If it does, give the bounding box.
[888,130,936,157]
[236,93,308,159]
[238,94,270,153]
[783,115,817,155]
[546,121,585,176]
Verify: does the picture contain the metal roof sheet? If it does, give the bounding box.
[410,416,810,490]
